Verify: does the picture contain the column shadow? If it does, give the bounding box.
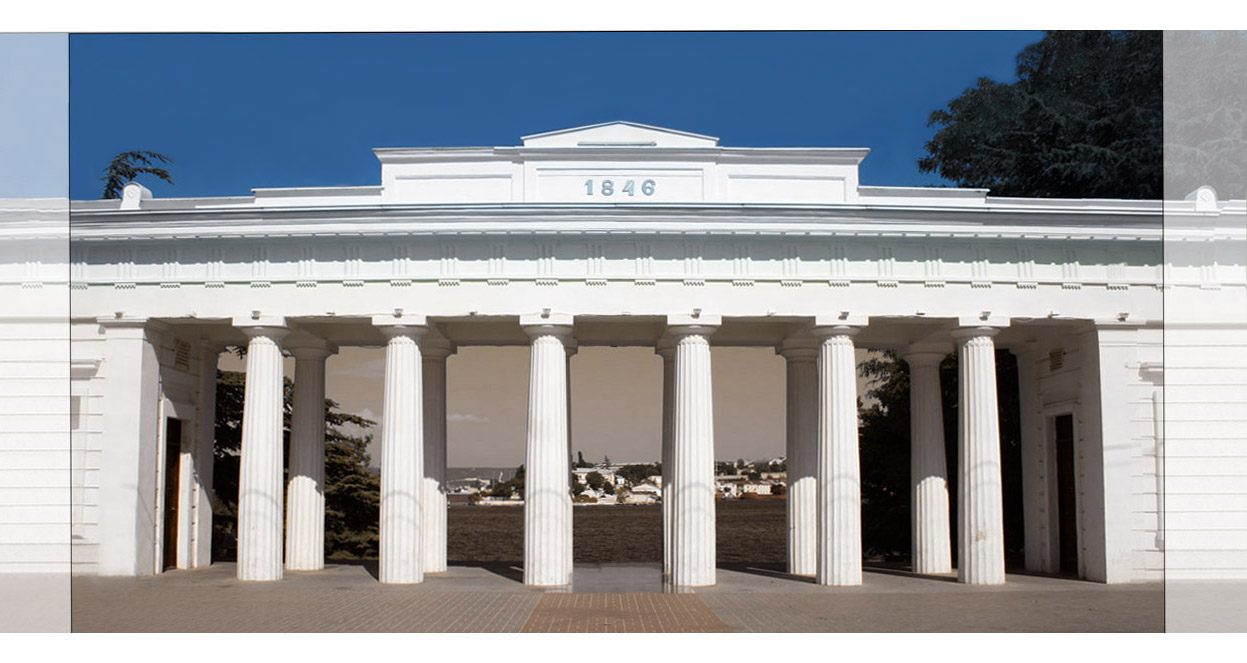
[716,561,817,584]
[331,558,381,581]
[448,560,525,583]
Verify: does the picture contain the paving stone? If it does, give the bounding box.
[69,562,1164,633]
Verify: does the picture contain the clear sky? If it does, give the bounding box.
[70,31,1049,467]
[68,31,1045,200]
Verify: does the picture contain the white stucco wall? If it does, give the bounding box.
[0,199,70,574]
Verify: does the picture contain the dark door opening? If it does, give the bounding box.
[162,418,182,571]
[1053,413,1079,575]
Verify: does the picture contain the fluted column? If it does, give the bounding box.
[563,340,578,580]
[668,315,720,588]
[656,338,676,581]
[234,320,289,582]
[521,314,574,586]
[779,338,819,576]
[376,319,427,584]
[285,342,335,571]
[421,338,453,574]
[902,349,952,575]
[192,343,222,569]
[814,325,862,586]
[952,327,1006,585]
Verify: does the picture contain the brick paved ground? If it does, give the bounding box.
[70,562,1164,633]
[71,563,544,632]
[521,593,730,632]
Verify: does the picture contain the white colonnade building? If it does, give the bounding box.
[6,122,1244,587]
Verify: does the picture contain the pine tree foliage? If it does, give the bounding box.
[100,150,174,199]
[211,370,379,560]
[919,31,1162,199]
[857,351,1024,562]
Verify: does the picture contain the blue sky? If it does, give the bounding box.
[68,31,1045,200]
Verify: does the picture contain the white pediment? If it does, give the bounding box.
[520,121,720,148]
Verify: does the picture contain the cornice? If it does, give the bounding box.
[67,202,1164,242]
[371,145,871,165]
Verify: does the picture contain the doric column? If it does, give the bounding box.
[421,336,454,574]
[192,342,222,569]
[951,326,1006,585]
[563,338,578,579]
[521,313,574,586]
[814,323,863,586]
[667,313,720,588]
[1014,341,1047,573]
[779,337,819,576]
[284,340,336,572]
[233,317,289,582]
[656,337,676,581]
[902,349,952,575]
[374,316,428,584]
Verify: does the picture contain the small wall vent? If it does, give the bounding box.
[1048,348,1065,372]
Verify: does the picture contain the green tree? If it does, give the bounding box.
[919,31,1162,199]
[100,150,174,199]
[211,369,378,560]
[856,351,1024,562]
[584,471,607,493]
[488,465,525,498]
[615,463,660,487]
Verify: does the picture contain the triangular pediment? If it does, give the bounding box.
[520,121,720,148]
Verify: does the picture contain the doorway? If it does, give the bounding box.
[162,418,183,571]
[1052,413,1079,575]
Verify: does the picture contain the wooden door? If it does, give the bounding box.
[1053,414,1079,575]
[162,418,182,571]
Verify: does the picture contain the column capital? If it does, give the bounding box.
[285,332,337,359]
[287,342,337,360]
[901,351,946,368]
[655,335,677,359]
[778,336,820,362]
[238,327,290,342]
[373,313,429,337]
[520,312,574,340]
[421,335,456,360]
[667,313,720,339]
[814,312,869,328]
[956,313,1010,329]
[233,315,288,342]
[950,326,1001,342]
[811,324,863,340]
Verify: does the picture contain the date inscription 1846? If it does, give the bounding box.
[584,179,656,197]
